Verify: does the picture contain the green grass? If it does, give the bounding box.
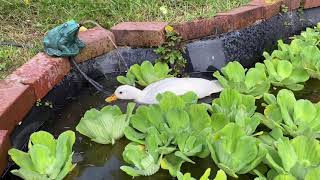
[0,0,249,79]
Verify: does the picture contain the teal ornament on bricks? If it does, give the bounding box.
[43,20,85,57]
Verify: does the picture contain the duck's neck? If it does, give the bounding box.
[128,86,144,101]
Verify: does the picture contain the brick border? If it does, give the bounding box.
[1,0,320,175]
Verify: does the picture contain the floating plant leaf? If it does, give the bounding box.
[263,57,309,91]
[211,88,262,135]
[117,61,172,87]
[121,142,162,177]
[262,89,320,138]
[176,168,227,180]
[207,123,267,178]
[123,92,212,177]
[265,136,320,179]
[76,103,135,144]
[8,131,76,180]
[213,61,270,97]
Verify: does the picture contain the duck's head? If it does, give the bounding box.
[105,85,143,103]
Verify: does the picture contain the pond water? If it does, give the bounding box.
[11,76,320,180]
[41,75,254,180]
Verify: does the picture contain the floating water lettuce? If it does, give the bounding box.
[120,142,162,177]
[207,123,267,178]
[300,45,320,79]
[263,57,309,91]
[76,103,135,144]
[213,61,270,97]
[177,168,227,180]
[117,61,172,87]
[264,136,320,180]
[8,131,76,180]
[211,89,262,135]
[262,89,320,138]
[123,92,213,177]
[294,23,320,47]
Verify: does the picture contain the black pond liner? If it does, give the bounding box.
[2,8,320,180]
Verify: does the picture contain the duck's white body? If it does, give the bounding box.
[112,77,223,104]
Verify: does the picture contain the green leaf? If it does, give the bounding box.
[276,137,297,172]
[121,142,161,177]
[157,92,187,111]
[207,123,265,177]
[293,100,317,124]
[274,174,297,180]
[11,168,49,180]
[263,93,276,105]
[76,103,135,144]
[245,65,267,89]
[161,154,185,177]
[29,145,54,175]
[277,89,296,128]
[199,168,211,180]
[8,149,35,171]
[305,167,320,180]
[9,131,75,180]
[49,130,75,179]
[166,109,190,134]
[124,126,145,144]
[213,169,227,180]
[117,61,171,87]
[222,61,246,82]
[28,131,56,155]
[277,60,293,79]
[187,104,211,132]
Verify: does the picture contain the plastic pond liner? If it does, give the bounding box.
[3,7,320,180]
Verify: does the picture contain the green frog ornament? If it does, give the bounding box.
[43,20,85,57]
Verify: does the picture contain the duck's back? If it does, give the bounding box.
[139,78,222,103]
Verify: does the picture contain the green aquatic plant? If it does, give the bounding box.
[294,23,320,47]
[213,61,270,97]
[207,123,267,178]
[117,61,172,87]
[263,57,309,91]
[300,45,320,79]
[211,89,262,135]
[264,136,320,180]
[8,131,75,180]
[176,168,227,180]
[120,142,162,177]
[262,89,320,138]
[123,92,213,177]
[76,103,135,144]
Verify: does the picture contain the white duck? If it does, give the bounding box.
[106,77,223,104]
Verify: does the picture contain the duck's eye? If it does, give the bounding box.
[119,91,123,94]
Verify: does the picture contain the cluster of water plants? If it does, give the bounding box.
[7,24,320,180]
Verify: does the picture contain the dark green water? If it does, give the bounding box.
[44,78,320,180]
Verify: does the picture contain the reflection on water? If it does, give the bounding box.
[44,77,320,180]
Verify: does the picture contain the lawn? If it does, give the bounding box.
[0,0,249,79]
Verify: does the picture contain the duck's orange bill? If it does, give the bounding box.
[105,94,118,103]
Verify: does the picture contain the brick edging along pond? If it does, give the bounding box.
[0,0,320,175]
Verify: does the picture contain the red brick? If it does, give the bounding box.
[282,0,301,10]
[75,27,116,63]
[304,0,320,8]
[111,22,168,47]
[0,130,10,175]
[6,53,70,99]
[0,81,35,132]
[249,0,282,19]
[217,5,263,30]
[173,16,233,40]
